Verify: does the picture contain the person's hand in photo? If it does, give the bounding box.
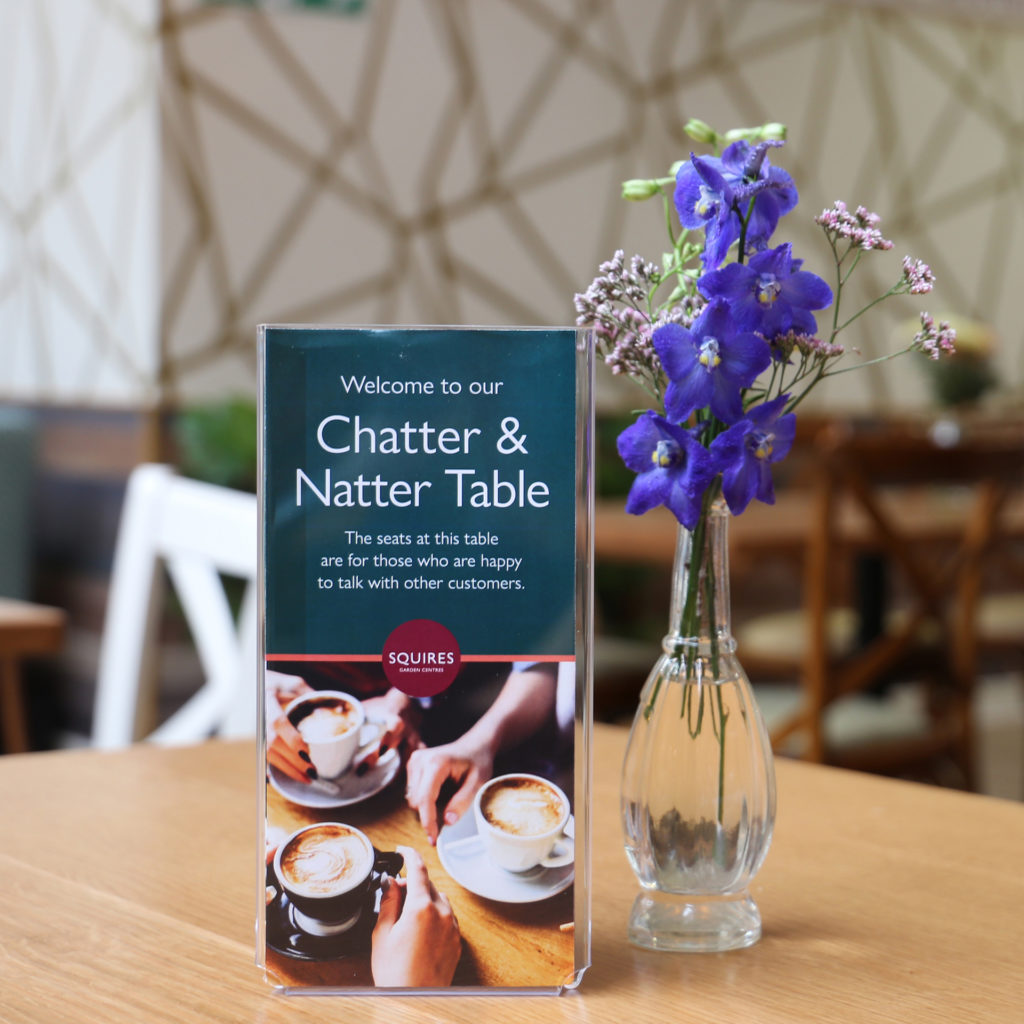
[403,665,558,843]
[354,687,424,775]
[265,670,315,783]
[371,846,461,987]
[405,739,494,845]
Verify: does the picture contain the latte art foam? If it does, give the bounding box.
[279,824,372,896]
[295,700,359,742]
[481,777,565,837]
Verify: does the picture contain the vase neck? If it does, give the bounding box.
[665,498,734,656]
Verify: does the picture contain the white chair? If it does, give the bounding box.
[91,464,258,749]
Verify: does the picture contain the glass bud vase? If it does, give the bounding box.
[621,497,776,952]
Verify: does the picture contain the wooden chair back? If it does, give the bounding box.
[771,419,1024,782]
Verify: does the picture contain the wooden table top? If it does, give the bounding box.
[595,489,1024,570]
[0,596,65,656]
[2,724,1023,1022]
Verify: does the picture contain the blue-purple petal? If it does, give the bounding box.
[625,472,669,515]
[617,412,666,472]
[664,366,712,422]
[691,153,731,197]
[782,269,833,310]
[653,322,694,380]
[722,331,772,383]
[787,307,820,336]
[617,411,716,528]
[770,414,797,461]
[702,217,741,269]
[709,374,745,423]
[674,166,709,230]
[721,456,761,515]
[698,263,754,310]
[709,419,747,464]
[665,476,702,529]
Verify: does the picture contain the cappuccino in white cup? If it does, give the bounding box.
[474,773,574,873]
[285,690,365,779]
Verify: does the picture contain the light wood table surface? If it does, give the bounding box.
[2,723,1024,1022]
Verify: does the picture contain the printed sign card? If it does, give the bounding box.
[258,326,591,993]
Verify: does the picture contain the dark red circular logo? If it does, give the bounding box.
[381,619,461,698]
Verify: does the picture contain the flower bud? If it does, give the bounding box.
[724,122,788,144]
[683,118,719,146]
[621,178,662,201]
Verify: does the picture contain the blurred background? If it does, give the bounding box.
[1,0,1021,791]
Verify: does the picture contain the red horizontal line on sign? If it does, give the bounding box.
[265,653,576,663]
[462,655,576,662]
[265,654,380,662]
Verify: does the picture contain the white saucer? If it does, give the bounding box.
[436,809,574,904]
[268,729,400,809]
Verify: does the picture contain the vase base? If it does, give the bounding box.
[627,890,761,953]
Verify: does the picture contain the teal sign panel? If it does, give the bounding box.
[261,326,579,658]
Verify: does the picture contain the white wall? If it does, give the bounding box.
[0,0,161,406]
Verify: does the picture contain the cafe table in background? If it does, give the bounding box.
[2,723,1023,1022]
[0,597,65,753]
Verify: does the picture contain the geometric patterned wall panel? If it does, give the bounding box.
[5,0,1024,411]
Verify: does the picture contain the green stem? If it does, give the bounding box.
[661,191,678,249]
[679,484,721,680]
[828,235,844,338]
[715,688,728,823]
[735,196,757,265]
[644,490,731,826]
[685,677,705,740]
[819,344,918,377]
[831,285,900,338]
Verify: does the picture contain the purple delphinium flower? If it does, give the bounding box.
[719,140,798,253]
[698,243,832,339]
[654,299,772,424]
[617,412,716,528]
[674,155,741,269]
[709,394,796,514]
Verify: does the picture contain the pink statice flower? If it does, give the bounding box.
[913,312,957,360]
[604,307,659,378]
[574,250,659,377]
[901,256,936,294]
[815,200,893,251]
[574,252,709,386]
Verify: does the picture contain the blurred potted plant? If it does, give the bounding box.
[173,397,258,493]
[916,314,996,408]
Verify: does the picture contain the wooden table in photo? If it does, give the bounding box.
[2,724,1024,1023]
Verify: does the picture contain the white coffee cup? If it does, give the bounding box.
[474,772,574,873]
[285,690,366,779]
